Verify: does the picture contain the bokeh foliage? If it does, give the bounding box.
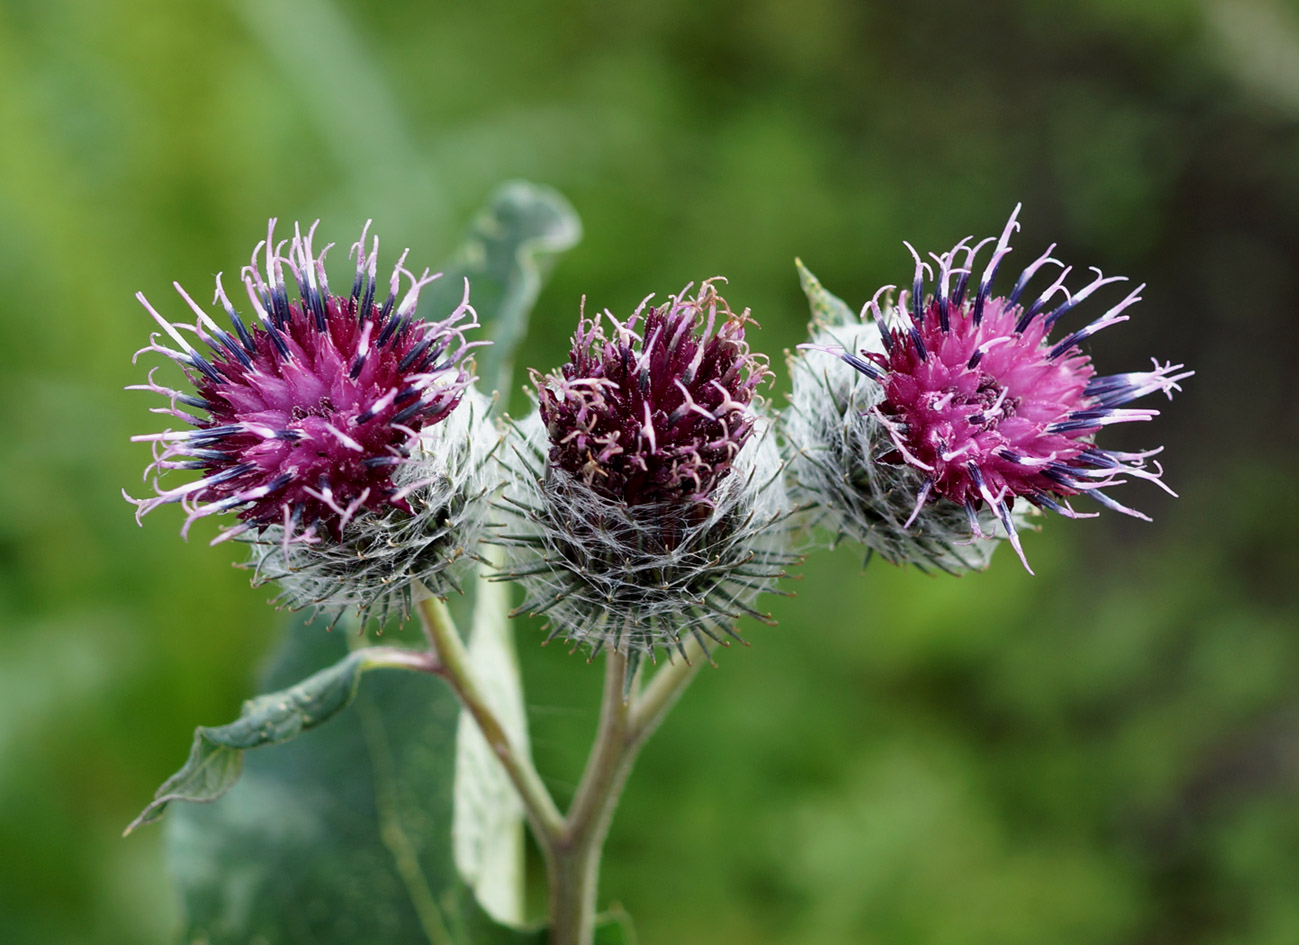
[1,0,1297,943]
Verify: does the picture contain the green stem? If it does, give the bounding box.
[414,588,565,845]
[415,574,710,945]
[548,638,708,945]
[358,645,440,675]
[630,637,707,741]
[548,652,629,945]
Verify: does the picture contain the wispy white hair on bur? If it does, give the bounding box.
[493,412,797,660]
[248,388,501,626]
[783,264,1008,574]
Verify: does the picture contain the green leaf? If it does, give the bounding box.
[424,179,582,398]
[164,617,544,945]
[795,258,857,327]
[124,646,372,835]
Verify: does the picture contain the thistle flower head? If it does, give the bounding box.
[126,219,484,551]
[791,205,1191,572]
[498,282,794,659]
[533,278,770,506]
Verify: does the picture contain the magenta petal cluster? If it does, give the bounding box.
[127,219,482,545]
[534,279,771,506]
[816,205,1190,570]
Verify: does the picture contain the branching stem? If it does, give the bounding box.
[358,645,440,675]
[547,639,707,945]
[414,582,709,945]
[414,588,565,845]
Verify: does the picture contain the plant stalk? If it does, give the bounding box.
[414,588,565,844]
[416,579,710,945]
[547,651,629,945]
[547,639,707,945]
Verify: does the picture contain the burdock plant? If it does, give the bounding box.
[124,189,1189,945]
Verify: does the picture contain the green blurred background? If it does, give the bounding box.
[2,0,1297,942]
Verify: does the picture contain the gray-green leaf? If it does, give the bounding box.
[165,617,543,945]
[423,179,582,398]
[453,560,530,925]
[125,645,374,835]
[429,180,580,923]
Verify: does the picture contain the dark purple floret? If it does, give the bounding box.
[533,280,771,506]
[127,219,482,545]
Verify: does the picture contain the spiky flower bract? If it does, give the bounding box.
[785,268,1008,573]
[496,281,796,659]
[788,206,1191,573]
[248,388,500,624]
[127,219,489,612]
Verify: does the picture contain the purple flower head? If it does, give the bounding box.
[127,219,483,546]
[808,205,1190,571]
[533,279,771,508]
[497,281,793,659]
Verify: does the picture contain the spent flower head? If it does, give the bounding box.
[127,219,490,612]
[498,281,794,659]
[789,205,1191,572]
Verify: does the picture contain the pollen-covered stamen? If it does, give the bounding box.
[1026,491,1098,519]
[289,221,328,331]
[908,323,928,361]
[127,219,481,544]
[950,237,994,309]
[1006,243,1060,308]
[173,281,252,371]
[349,320,374,379]
[798,344,884,383]
[902,478,934,529]
[1015,264,1073,331]
[213,274,258,356]
[1084,360,1192,407]
[351,223,380,316]
[930,239,971,331]
[1042,267,1128,330]
[1074,447,1178,495]
[374,248,411,342]
[240,260,292,361]
[264,225,293,329]
[1084,487,1152,521]
[966,335,1012,370]
[135,293,225,385]
[1045,407,1160,434]
[1048,283,1143,360]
